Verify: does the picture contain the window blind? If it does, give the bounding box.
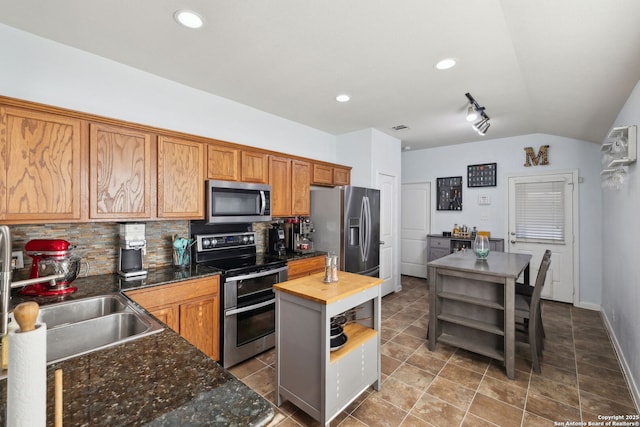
[515,181,564,242]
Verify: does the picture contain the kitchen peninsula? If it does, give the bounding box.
[0,269,275,426]
[274,271,382,426]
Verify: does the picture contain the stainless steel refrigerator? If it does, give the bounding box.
[311,186,380,277]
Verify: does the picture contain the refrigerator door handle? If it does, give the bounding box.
[360,197,367,261]
[363,196,371,262]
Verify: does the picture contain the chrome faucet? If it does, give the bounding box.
[0,225,63,336]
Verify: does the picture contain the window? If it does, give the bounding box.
[515,181,564,242]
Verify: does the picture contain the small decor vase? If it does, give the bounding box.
[474,234,490,260]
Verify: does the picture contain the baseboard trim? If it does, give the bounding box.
[601,310,640,412]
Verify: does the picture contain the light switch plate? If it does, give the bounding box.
[478,195,491,205]
[11,251,23,269]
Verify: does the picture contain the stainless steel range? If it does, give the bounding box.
[193,230,287,368]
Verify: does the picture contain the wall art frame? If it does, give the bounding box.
[467,163,497,187]
[437,176,463,211]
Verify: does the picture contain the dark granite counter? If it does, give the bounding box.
[276,250,326,262]
[1,266,275,426]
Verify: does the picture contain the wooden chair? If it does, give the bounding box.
[515,249,551,373]
[515,250,552,337]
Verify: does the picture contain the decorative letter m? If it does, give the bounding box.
[524,145,549,167]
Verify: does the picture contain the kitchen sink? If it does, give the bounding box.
[7,293,163,367]
[39,294,130,328]
[46,312,162,364]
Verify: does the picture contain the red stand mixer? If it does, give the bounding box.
[21,239,79,296]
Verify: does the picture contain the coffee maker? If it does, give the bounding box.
[268,224,286,256]
[285,217,315,253]
[118,223,147,279]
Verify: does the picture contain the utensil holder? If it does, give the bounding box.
[172,247,190,269]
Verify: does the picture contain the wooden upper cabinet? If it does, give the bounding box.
[157,135,205,219]
[207,144,240,181]
[89,123,152,219]
[312,163,351,186]
[333,166,351,186]
[269,156,292,217]
[241,150,269,183]
[312,163,333,185]
[269,157,311,217]
[0,106,82,221]
[291,160,311,215]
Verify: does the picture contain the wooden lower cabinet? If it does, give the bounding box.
[126,276,220,360]
[287,255,326,280]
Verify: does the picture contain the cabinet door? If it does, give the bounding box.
[333,167,350,186]
[312,163,333,185]
[89,123,152,219]
[157,135,204,218]
[269,156,292,217]
[207,144,240,181]
[427,248,450,262]
[291,160,310,215]
[0,106,82,221]
[241,151,268,183]
[180,296,219,360]
[148,305,179,331]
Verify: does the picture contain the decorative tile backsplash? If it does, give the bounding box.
[7,220,275,278]
[7,221,189,277]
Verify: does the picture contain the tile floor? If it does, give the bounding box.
[229,275,639,426]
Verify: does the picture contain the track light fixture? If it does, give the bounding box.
[464,92,491,135]
[466,105,478,122]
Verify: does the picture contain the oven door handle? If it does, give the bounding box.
[224,265,288,283]
[225,298,275,317]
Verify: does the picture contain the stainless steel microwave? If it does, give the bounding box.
[206,180,272,224]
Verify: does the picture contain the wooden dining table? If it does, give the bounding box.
[427,250,531,379]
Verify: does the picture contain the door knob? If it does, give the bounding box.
[510,240,516,244]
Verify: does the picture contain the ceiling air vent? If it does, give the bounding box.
[391,124,409,131]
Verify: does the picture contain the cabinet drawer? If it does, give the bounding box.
[288,256,326,278]
[429,238,449,249]
[126,276,219,308]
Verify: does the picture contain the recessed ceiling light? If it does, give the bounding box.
[336,94,351,103]
[404,146,412,151]
[435,58,456,70]
[174,10,204,29]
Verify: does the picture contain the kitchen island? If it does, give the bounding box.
[0,267,275,426]
[274,271,382,426]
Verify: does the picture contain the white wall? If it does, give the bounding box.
[0,23,336,161]
[336,128,402,294]
[402,133,603,306]
[601,79,640,408]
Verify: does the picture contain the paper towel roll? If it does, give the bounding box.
[8,322,47,427]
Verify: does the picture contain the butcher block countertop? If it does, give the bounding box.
[273,271,383,304]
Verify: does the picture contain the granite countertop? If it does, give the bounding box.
[1,266,275,426]
[275,250,326,262]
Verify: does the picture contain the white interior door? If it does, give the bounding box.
[507,172,577,303]
[401,182,430,278]
[378,173,397,296]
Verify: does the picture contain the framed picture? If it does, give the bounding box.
[437,176,463,211]
[467,163,497,187]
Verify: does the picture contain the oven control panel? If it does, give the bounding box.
[195,232,256,252]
